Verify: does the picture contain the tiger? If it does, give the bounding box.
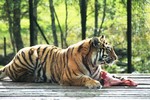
[0,35,118,89]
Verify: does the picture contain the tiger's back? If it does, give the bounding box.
[0,45,66,82]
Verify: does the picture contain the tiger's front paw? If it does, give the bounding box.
[85,79,102,89]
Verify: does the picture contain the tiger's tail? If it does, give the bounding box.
[0,67,7,80]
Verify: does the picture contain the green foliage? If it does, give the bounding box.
[0,0,150,73]
[0,65,3,69]
[102,64,126,73]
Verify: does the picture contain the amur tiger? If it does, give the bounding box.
[0,35,118,89]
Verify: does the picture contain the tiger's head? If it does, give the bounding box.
[69,35,118,73]
[91,35,118,67]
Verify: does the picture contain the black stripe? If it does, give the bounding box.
[17,71,29,82]
[50,56,57,83]
[92,67,100,79]
[98,48,102,61]
[14,60,24,69]
[16,55,34,72]
[42,46,48,55]
[49,47,57,58]
[53,66,59,83]
[54,65,61,81]
[37,46,41,55]
[21,51,34,70]
[42,63,47,82]
[72,70,78,76]
[14,61,28,74]
[11,63,19,73]
[77,42,84,52]
[89,39,92,45]
[51,74,56,83]
[66,48,74,78]
[43,50,50,63]
[54,50,59,59]
[66,64,72,78]
[55,53,62,80]
[11,64,18,79]
[74,59,85,75]
[102,48,104,57]
[8,66,15,81]
[63,53,66,68]
[64,54,73,84]
[66,48,74,77]
[34,58,39,71]
[93,51,98,65]
[82,56,91,75]
[37,64,42,77]
[70,47,74,56]
[65,71,73,84]
[28,50,34,66]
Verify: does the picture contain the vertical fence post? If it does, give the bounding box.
[4,37,6,57]
[29,0,34,46]
[127,0,132,73]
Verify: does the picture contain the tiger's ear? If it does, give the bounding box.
[92,37,100,48]
[100,35,105,41]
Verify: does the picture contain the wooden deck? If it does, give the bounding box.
[0,74,150,100]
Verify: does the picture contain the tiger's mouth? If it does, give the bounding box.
[93,57,106,67]
[92,50,117,67]
[94,57,115,67]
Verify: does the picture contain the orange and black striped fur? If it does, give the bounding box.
[0,36,117,88]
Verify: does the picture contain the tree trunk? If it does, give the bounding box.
[13,0,24,51]
[5,0,16,53]
[49,0,58,46]
[64,0,68,48]
[29,0,34,46]
[29,0,38,46]
[94,0,99,36]
[127,0,132,73]
[98,0,106,36]
[33,0,39,44]
[53,8,64,48]
[79,0,87,40]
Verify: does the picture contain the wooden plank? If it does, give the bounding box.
[0,88,150,97]
[110,73,150,77]
[1,78,150,89]
[0,81,150,89]
[0,74,150,100]
[0,97,150,100]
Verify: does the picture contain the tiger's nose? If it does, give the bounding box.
[114,55,118,60]
[111,49,118,60]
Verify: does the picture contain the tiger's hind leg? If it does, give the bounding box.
[0,67,7,80]
[34,63,45,83]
